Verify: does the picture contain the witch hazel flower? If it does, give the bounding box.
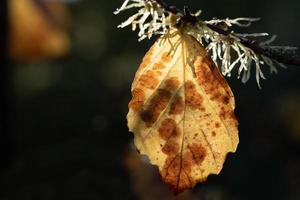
[114,0,298,88]
[114,0,174,41]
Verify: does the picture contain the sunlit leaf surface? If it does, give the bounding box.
[127,29,239,193]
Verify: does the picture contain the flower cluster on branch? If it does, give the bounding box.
[114,0,299,87]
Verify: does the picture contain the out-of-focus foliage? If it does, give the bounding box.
[277,94,300,141]
[9,0,70,62]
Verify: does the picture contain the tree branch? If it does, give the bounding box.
[154,0,181,14]
[153,0,300,67]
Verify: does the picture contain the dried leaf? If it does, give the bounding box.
[127,29,239,193]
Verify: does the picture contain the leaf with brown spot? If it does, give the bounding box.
[127,29,239,193]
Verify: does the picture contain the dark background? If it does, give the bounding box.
[1,0,300,199]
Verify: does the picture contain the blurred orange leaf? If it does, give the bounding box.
[9,0,70,62]
[127,29,239,193]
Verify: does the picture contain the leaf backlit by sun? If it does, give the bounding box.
[127,29,239,193]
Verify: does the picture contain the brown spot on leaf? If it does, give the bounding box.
[161,155,181,192]
[162,139,180,155]
[195,56,234,106]
[161,52,172,63]
[153,62,165,70]
[184,81,203,110]
[200,107,206,112]
[197,60,215,82]
[139,71,159,90]
[176,170,192,194]
[196,64,219,94]
[210,92,230,105]
[219,109,226,119]
[195,56,231,94]
[229,111,237,120]
[169,96,184,115]
[165,77,180,91]
[212,131,216,137]
[215,122,221,128]
[210,91,222,101]
[188,143,207,165]
[160,142,207,193]
[211,63,231,88]
[222,95,230,105]
[193,133,198,139]
[140,89,171,127]
[158,118,177,140]
[161,154,193,194]
[219,110,237,121]
[128,88,145,112]
[182,150,195,174]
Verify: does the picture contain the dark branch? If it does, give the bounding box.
[154,0,181,14]
[153,0,300,67]
[282,58,300,66]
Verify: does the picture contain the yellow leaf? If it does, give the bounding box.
[9,0,70,62]
[127,29,239,193]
